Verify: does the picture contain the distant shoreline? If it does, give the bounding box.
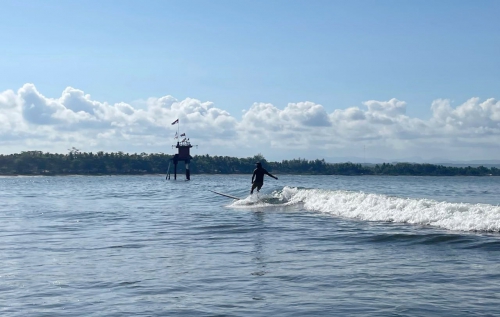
[1,172,498,177]
[1,151,499,177]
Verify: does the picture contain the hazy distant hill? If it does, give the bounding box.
[325,156,500,168]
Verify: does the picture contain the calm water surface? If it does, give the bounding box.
[1,175,500,316]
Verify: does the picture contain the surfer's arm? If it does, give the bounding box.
[251,171,256,183]
[266,171,278,180]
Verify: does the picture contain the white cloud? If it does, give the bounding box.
[1,83,499,161]
[430,98,500,134]
[364,98,406,117]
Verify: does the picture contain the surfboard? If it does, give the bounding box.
[209,190,241,200]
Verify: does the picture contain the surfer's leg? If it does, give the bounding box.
[250,182,258,194]
[256,182,263,192]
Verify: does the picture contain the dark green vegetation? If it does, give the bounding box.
[1,151,499,176]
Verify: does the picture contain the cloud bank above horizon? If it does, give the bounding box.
[1,83,499,162]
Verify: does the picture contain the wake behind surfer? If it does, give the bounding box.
[251,162,278,194]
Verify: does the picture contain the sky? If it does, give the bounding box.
[1,0,499,162]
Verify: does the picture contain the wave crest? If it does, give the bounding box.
[277,186,500,232]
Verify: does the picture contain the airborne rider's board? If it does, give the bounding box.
[209,190,241,200]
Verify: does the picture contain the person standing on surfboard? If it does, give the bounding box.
[251,162,278,194]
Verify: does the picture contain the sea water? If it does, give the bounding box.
[1,174,500,316]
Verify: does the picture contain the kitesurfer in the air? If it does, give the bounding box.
[250,162,278,194]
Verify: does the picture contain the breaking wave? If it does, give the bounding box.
[234,186,500,232]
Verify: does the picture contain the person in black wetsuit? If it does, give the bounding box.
[250,162,278,194]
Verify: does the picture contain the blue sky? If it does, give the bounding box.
[1,1,500,162]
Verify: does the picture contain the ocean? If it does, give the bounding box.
[1,174,499,316]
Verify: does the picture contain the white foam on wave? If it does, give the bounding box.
[229,193,275,208]
[277,186,500,232]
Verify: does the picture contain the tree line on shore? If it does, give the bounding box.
[0,150,499,176]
